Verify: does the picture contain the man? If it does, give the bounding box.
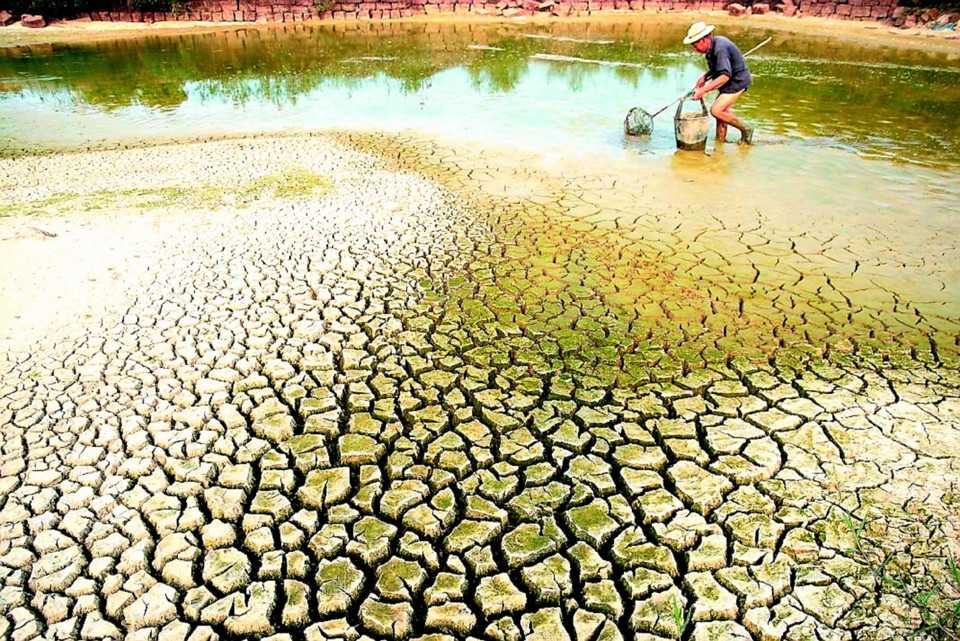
[685,22,754,145]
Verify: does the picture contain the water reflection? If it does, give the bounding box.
[1,20,959,167]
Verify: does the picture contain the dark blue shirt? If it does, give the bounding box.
[706,35,752,94]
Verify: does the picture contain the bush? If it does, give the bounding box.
[130,0,173,11]
[3,0,172,18]
[6,0,95,17]
[897,0,960,11]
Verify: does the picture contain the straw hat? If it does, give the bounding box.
[683,22,715,44]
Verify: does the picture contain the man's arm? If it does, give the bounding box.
[692,74,728,100]
[693,43,732,99]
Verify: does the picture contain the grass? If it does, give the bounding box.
[672,592,693,637]
[0,168,332,218]
[844,512,960,640]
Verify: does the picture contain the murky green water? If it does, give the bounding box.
[1,20,959,166]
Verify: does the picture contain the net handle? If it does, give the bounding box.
[741,37,773,58]
[648,94,686,120]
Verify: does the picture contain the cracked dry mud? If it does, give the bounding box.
[1,134,959,641]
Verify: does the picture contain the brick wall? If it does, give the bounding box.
[798,0,898,20]
[85,0,899,23]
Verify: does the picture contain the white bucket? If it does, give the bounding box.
[674,97,711,151]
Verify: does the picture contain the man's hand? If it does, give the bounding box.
[695,74,707,89]
[691,74,727,101]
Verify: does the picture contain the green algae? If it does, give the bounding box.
[0,168,331,218]
[354,130,959,386]
[237,169,331,202]
[565,500,619,548]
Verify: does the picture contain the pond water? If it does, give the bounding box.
[1,21,959,165]
[2,19,959,319]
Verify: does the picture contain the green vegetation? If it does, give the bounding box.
[4,0,175,17]
[0,169,331,218]
[672,592,693,637]
[130,0,176,11]
[239,169,331,202]
[844,513,960,640]
[898,0,960,12]
[6,0,93,19]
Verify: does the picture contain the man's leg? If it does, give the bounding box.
[710,90,753,144]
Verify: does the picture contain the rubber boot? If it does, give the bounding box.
[725,115,754,145]
[716,121,728,144]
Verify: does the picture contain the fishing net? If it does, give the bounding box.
[624,107,654,136]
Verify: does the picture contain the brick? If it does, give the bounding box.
[21,13,45,26]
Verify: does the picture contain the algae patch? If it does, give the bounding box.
[0,168,332,218]
[238,169,332,203]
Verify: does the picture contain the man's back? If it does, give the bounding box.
[706,35,752,94]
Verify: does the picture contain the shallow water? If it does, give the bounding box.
[1,21,959,163]
[1,19,959,317]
